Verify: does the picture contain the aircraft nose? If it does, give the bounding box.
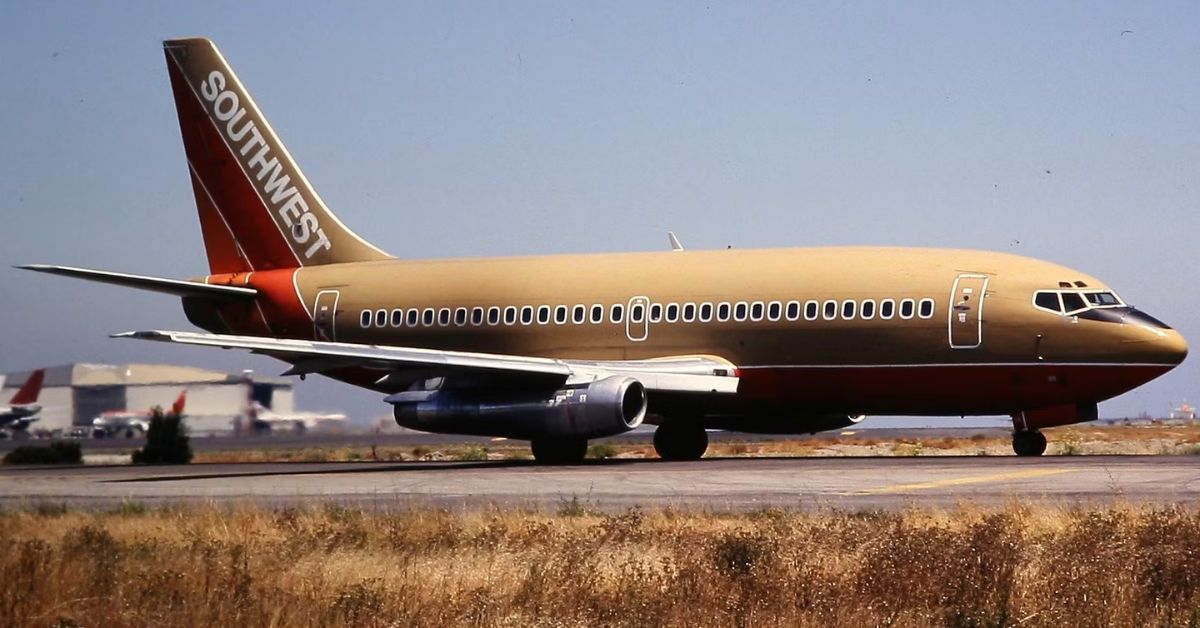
[1160,329,1189,365]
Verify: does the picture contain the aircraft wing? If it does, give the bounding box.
[114,330,740,394]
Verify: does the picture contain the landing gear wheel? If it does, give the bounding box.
[530,436,588,465]
[1012,430,1047,457]
[653,423,708,461]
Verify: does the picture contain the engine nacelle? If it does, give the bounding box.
[387,376,647,440]
[707,413,866,435]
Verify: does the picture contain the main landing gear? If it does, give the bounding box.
[530,436,588,465]
[1012,430,1047,457]
[653,423,708,461]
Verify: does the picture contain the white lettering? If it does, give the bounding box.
[199,73,332,259]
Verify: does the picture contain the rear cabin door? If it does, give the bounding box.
[313,290,340,341]
[949,274,989,349]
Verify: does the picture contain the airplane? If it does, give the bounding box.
[0,369,46,433]
[244,400,347,435]
[20,37,1187,463]
[92,390,186,438]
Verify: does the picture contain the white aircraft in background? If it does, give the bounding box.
[92,390,186,438]
[245,401,347,435]
[0,369,46,434]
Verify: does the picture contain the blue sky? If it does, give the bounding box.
[1,2,1197,425]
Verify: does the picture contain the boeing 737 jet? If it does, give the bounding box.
[0,369,46,433]
[22,38,1187,462]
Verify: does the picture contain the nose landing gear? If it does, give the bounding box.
[1012,430,1047,457]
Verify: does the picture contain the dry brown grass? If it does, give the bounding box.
[2,502,1200,627]
[186,423,1200,464]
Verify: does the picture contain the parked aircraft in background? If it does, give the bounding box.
[245,401,347,435]
[23,38,1187,462]
[0,369,46,433]
[92,391,186,438]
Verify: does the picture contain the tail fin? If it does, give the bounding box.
[171,390,187,415]
[163,37,390,273]
[10,369,45,405]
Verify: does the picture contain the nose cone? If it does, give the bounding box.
[1160,329,1189,366]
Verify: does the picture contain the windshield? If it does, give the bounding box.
[1033,290,1124,315]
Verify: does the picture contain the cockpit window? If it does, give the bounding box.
[1061,292,1086,314]
[1085,292,1121,307]
[1034,292,1060,312]
[1034,289,1125,316]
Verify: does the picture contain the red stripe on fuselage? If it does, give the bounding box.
[206,270,312,339]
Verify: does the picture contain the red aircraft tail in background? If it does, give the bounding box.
[170,390,187,415]
[9,369,45,405]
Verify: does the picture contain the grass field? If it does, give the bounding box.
[186,423,1200,463]
[2,502,1199,627]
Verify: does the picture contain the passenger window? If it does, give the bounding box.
[375,310,387,328]
[841,300,856,320]
[899,299,915,319]
[630,303,645,323]
[785,301,800,321]
[537,305,551,324]
[734,302,748,321]
[805,301,819,321]
[683,303,696,322]
[454,308,468,326]
[488,307,501,325]
[822,300,837,320]
[591,304,604,324]
[750,302,764,321]
[423,309,435,326]
[521,306,534,325]
[471,307,484,325]
[438,309,451,326]
[554,305,568,324]
[879,299,895,319]
[700,302,714,322]
[360,310,372,328]
[390,309,404,327]
[504,306,517,325]
[717,302,731,321]
[1061,293,1086,314]
[860,300,875,320]
[408,309,420,326]
[649,303,663,322]
[611,304,624,324]
[666,303,680,323]
[918,299,934,319]
[767,301,782,321]
[572,305,586,324]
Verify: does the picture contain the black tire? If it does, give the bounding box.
[530,436,588,465]
[653,423,708,461]
[1012,430,1047,456]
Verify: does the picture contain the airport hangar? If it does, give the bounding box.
[0,364,294,436]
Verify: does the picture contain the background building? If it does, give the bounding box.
[1,363,294,436]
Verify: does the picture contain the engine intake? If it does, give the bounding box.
[387,376,647,440]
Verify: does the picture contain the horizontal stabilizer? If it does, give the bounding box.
[17,265,257,300]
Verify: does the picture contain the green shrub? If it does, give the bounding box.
[454,446,487,461]
[131,408,192,465]
[3,441,82,465]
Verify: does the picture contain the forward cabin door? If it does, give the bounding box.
[949,274,989,349]
[313,290,340,341]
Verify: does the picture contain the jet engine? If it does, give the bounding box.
[387,376,647,440]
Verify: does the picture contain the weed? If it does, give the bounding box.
[455,446,488,461]
[587,442,618,459]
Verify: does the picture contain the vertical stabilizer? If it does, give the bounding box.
[163,37,391,273]
[9,369,45,405]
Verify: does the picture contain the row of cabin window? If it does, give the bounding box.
[360,298,937,329]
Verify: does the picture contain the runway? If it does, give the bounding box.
[1,456,1196,510]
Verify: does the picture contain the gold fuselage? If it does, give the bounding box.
[193,246,1187,417]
